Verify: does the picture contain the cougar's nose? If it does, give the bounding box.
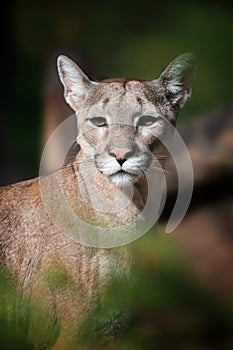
[109,147,134,166]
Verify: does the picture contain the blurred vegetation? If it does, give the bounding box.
[1,231,232,349]
[0,271,33,350]
[77,232,233,349]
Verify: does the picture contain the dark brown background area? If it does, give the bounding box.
[0,0,232,184]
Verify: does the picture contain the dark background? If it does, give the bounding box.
[1,0,232,183]
[0,1,232,349]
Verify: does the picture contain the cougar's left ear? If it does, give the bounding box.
[156,53,195,110]
[57,55,97,111]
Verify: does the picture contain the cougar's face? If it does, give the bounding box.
[77,80,173,186]
[57,53,194,186]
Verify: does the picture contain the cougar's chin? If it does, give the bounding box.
[95,157,144,187]
[109,170,139,187]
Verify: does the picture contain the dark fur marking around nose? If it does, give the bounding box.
[137,97,143,108]
[122,81,127,96]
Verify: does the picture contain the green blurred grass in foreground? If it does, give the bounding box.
[1,230,232,349]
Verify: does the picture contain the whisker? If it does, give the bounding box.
[73,160,95,165]
[67,138,78,146]
[153,155,169,160]
[61,159,94,170]
[60,173,77,188]
[150,165,174,176]
[62,172,97,189]
[61,165,98,188]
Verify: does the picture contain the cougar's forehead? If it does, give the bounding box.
[80,79,172,123]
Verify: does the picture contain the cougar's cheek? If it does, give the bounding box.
[124,151,152,172]
[93,154,103,171]
[94,154,119,175]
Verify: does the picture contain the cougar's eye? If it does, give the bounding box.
[137,115,158,127]
[89,117,107,127]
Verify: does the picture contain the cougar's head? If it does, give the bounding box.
[57,53,195,186]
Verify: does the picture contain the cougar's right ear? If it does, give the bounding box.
[57,55,97,110]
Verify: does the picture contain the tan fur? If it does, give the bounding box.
[0,53,194,349]
[0,169,132,349]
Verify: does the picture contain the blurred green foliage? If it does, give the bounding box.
[79,228,233,349]
[1,231,232,349]
[0,271,34,350]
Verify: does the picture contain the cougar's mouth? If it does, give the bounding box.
[109,169,139,186]
[95,154,146,186]
[115,169,128,175]
[109,169,130,178]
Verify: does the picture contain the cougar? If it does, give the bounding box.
[0,53,195,349]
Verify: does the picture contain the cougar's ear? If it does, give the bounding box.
[156,53,195,111]
[57,55,97,110]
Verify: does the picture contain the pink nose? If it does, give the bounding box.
[109,147,133,164]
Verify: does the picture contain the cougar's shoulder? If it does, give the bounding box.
[0,177,39,204]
